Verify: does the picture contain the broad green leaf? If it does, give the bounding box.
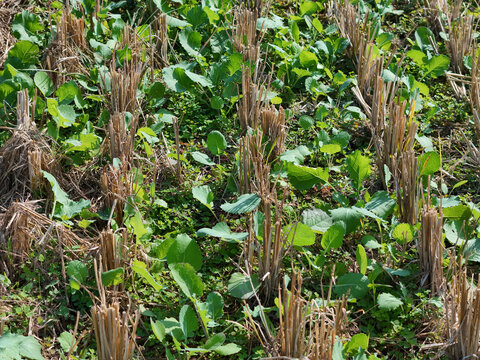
[465,238,480,262]
[334,273,369,299]
[329,207,363,234]
[207,130,227,155]
[167,234,203,271]
[302,208,332,233]
[220,194,261,214]
[286,163,328,190]
[356,245,367,275]
[0,333,44,360]
[415,27,434,52]
[444,220,469,246]
[320,143,341,154]
[129,212,149,242]
[56,81,85,107]
[192,151,215,166]
[179,305,198,338]
[192,185,214,210]
[285,222,316,246]
[57,104,77,128]
[170,263,204,298]
[365,191,396,219]
[206,292,224,320]
[280,145,312,165]
[12,11,43,43]
[196,222,248,241]
[58,331,75,353]
[67,260,88,290]
[101,267,124,286]
[228,272,259,299]
[425,54,450,78]
[419,151,440,176]
[299,115,314,129]
[377,293,403,310]
[346,150,371,191]
[132,260,162,291]
[34,71,53,96]
[162,65,194,92]
[65,133,100,153]
[204,333,226,350]
[345,333,369,354]
[392,223,414,244]
[151,319,166,343]
[321,222,345,250]
[443,204,472,220]
[214,343,242,355]
[179,27,202,56]
[299,50,318,68]
[300,1,318,15]
[406,49,427,67]
[362,235,382,250]
[184,69,212,87]
[210,95,224,109]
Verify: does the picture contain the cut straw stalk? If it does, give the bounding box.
[419,204,444,294]
[100,164,132,226]
[91,301,139,360]
[444,254,480,358]
[43,4,88,86]
[100,228,127,271]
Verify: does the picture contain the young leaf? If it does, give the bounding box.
[132,260,162,291]
[192,185,214,210]
[196,222,248,241]
[346,150,371,191]
[179,305,199,338]
[285,223,316,246]
[419,151,440,176]
[220,194,261,214]
[101,267,124,287]
[356,245,367,275]
[204,333,226,350]
[321,222,345,250]
[228,272,259,299]
[334,273,369,299]
[151,319,166,343]
[207,130,227,155]
[392,223,414,244]
[377,293,403,310]
[286,163,329,190]
[214,343,242,355]
[34,71,53,96]
[302,208,333,233]
[166,234,203,271]
[58,331,75,353]
[170,263,204,298]
[345,333,369,355]
[192,151,215,166]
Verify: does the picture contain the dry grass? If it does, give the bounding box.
[260,105,286,162]
[0,200,85,278]
[232,6,264,63]
[394,151,419,225]
[151,13,169,71]
[334,0,365,60]
[419,198,444,295]
[237,63,270,131]
[277,271,308,357]
[0,0,28,67]
[92,262,140,360]
[107,56,144,114]
[448,15,474,75]
[0,91,60,206]
[444,254,480,358]
[107,112,137,164]
[100,164,132,226]
[99,228,128,271]
[43,4,89,87]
